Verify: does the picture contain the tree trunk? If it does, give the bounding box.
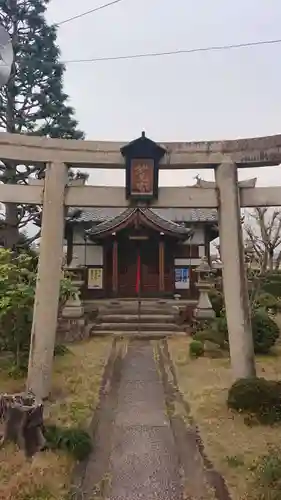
[275,250,281,270]
[2,203,20,249]
[268,249,274,272]
[0,392,45,458]
[261,251,268,273]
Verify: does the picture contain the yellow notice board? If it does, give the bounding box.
[88,267,103,289]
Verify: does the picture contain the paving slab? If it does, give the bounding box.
[107,425,181,500]
[116,382,169,427]
[105,341,183,500]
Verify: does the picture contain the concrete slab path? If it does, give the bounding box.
[104,340,183,500]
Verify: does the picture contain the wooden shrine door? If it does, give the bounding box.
[118,236,159,296]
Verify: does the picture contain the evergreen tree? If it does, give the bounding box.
[0,0,84,249]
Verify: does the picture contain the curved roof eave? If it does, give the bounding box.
[86,207,191,239]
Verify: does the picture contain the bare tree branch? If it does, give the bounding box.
[243,208,281,271]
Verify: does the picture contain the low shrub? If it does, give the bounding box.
[214,314,228,334]
[0,248,77,369]
[189,340,204,358]
[254,292,281,315]
[251,309,279,354]
[227,377,281,424]
[250,448,281,499]
[208,289,224,317]
[191,318,213,334]
[194,314,228,349]
[194,328,226,350]
[54,344,70,357]
[225,455,245,468]
[261,271,281,298]
[44,424,92,461]
[206,309,279,354]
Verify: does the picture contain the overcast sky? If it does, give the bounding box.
[46,0,281,187]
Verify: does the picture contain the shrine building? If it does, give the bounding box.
[64,133,218,300]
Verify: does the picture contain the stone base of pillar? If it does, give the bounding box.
[61,306,84,318]
[194,306,215,320]
[57,317,87,343]
[194,290,215,320]
[61,293,84,319]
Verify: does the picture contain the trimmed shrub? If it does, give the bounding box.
[189,340,204,358]
[194,327,226,350]
[254,292,281,314]
[251,310,279,354]
[54,344,70,357]
[194,314,228,349]
[215,314,228,334]
[227,377,281,424]
[208,310,279,354]
[260,271,281,298]
[191,318,213,333]
[208,289,224,317]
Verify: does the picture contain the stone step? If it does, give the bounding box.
[94,322,180,332]
[108,299,170,303]
[91,330,186,338]
[98,314,176,323]
[100,307,177,315]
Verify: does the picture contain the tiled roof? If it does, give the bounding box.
[67,207,218,224]
[86,208,191,237]
[86,208,133,235]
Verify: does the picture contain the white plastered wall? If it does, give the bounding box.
[71,227,103,266]
[174,226,207,289]
[181,226,206,260]
[183,226,205,245]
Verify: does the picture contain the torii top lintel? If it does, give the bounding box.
[0,131,281,168]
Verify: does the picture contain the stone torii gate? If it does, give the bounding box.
[1,131,281,400]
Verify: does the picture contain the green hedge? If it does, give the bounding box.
[198,310,279,354]
[44,424,92,461]
[260,271,281,297]
[227,377,281,424]
[189,340,204,358]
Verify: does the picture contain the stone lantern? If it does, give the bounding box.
[62,264,84,319]
[194,257,215,319]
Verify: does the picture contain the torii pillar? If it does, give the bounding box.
[27,162,68,400]
[215,160,256,379]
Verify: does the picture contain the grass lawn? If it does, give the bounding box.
[0,338,112,500]
[168,337,281,500]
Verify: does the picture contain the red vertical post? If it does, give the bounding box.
[159,239,165,292]
[136,244,141,334]
[112,239,118,294]
[136,248,141,294]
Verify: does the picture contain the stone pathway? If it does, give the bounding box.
[104,341,182,500]
[75,339,230,500]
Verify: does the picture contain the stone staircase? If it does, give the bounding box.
[90,299,187,338]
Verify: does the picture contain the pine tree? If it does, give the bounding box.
[0,0,84,249]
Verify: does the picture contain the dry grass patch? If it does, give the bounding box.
[0,338,112,500]
[168,337,281,500]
